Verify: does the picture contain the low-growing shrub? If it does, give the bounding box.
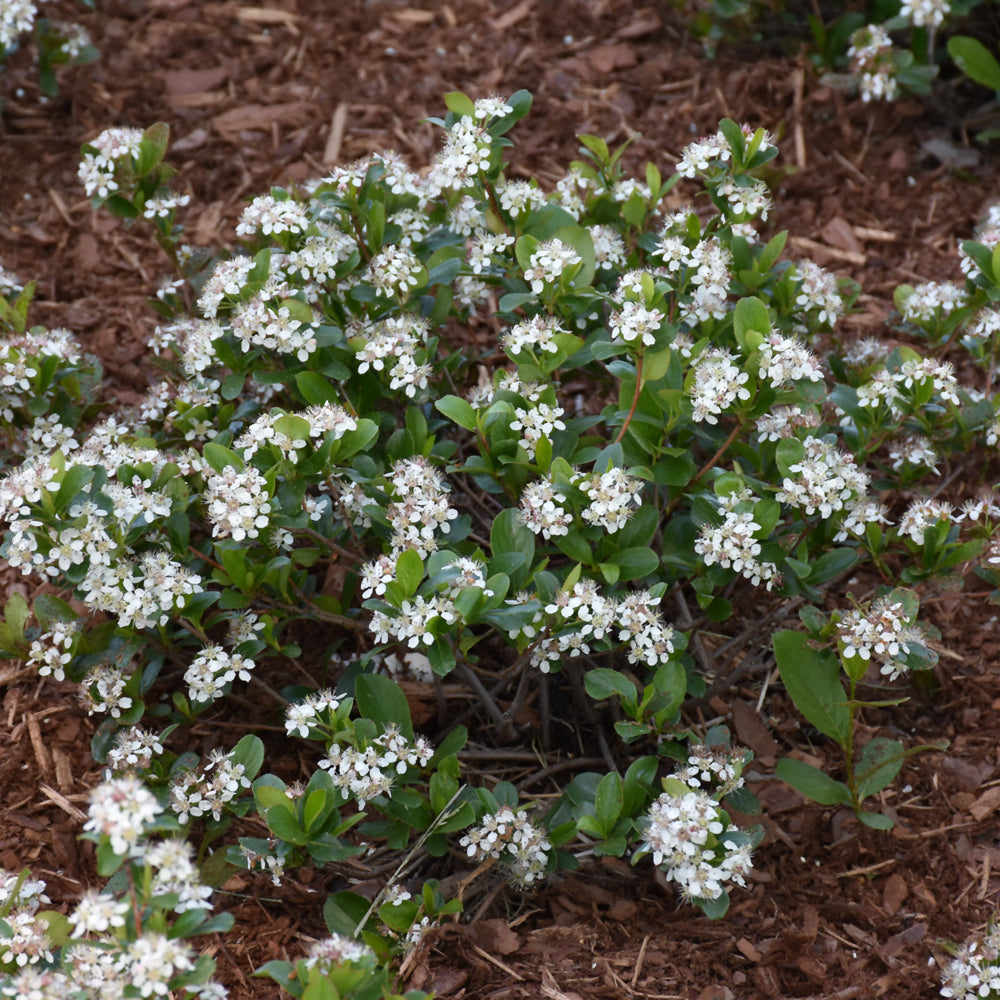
[1,87,1000,993]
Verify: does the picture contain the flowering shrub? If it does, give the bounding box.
[0,0,97,100]
[940,923,1000,999]
[1,86,1000,992]
[678,0,1000,127]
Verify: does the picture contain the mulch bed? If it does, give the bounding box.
[3,1,1000,997]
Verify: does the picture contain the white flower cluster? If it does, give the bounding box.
[509,581,673,672]
[679,746,747,796]
[0,910,53,969]
[848,24,899,102]
[69,891,129,935]
[681,239,733,324]
[141,190,191,221]
[26,620,79,681]
[204,464,272,541]
[900,0,951,27]
[836,597,919,680]
[676,132,731,178]
[0,0,34,49]
[717,176,771,220]
[286,223,357,284]
[695,509,779,589]
[430,116,492,192]
[616,591,677,667]
[84,776,162,857]
[83,549,203,631]
[503,314,566,357]
[637,789,753,902]
[285,689,341,737]
[366,244,423,300]
[510,402,567,457]
[82,663,134,718]
[318,725,434,807]
[898,498,953,545]
[230,294,319,362]
[370,594,455,650]
[384,455,458,558]
[0,869,49,914]
[78,127,144,199]
[518,477,572,539]
[940,925,1000,1000]
[756,331,823,387]
[900,281,967,325]
[523,239,582,294]
[609,300,664,348]
[0,327,82,422]
[184,644,254,704]
[353,314,432,398]
[577,467,643,532]
[142,839,214,914]
[497,179,547,220]
[888,434,939,472]
[591,225,628,269]
[755,404,819,442]
[168,749,251,824]
[776,436,870,519]
[303,934,374,972]
[966,306,1000,348]
[793,260,844,327]
[459,805,551,885]
[236,195,310,238]
[4,920,227,999]
[197,256,256,318]
[467,231,515,273]
[689,348,751,424]
[0,871,53,972]
[106,726,165,774]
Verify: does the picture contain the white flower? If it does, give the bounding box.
[689,348,750,424]
[577,467,643,533]
[522,239,581,294]
[84,777,161,856]
[204,465,272,541]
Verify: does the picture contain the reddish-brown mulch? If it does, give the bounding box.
[3,2,1000,998]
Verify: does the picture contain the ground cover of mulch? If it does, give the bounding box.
[3,1,1000,997]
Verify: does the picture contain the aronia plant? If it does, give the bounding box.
[1,88,999,995]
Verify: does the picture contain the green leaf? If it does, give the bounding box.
[773,630,850,746]
[295,371,339,405]
[137,122,170,174]
[444,91,476,117]
[435,394,477,431]
[231,735,265,780]
[594,772,623,835]
[608,546,659,581]
[695,889,731,920]
[856,810,894,830]
[584,668,638,705]
[948,35,1000,90]
[775,757,852,806]
[203,443,244,474]
[273,414,311,443]
[733,296,770,353]
[54,463,92,509]
[855,737,904,801]
[354,673,413,740]
[394,548,424,599]
[808,548,857,584]
[266,806,308,845]
[323,891,371,936]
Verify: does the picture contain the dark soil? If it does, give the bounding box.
[3,2,1000,998]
